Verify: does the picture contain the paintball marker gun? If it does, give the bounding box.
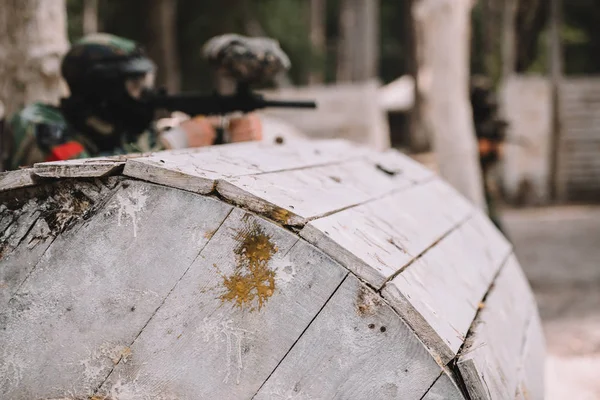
[146,34,317,144]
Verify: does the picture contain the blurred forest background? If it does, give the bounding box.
[64,0,600,92]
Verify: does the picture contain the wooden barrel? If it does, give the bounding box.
[0,139,544,400]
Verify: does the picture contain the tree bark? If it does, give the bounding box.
[308,0,326,85]
[145,0,181,92]
[412,0,486,209]
[501,0,518,79]
[83,0,99,35]
[336,0,379,82]
[406,0,430,153]
[0,0,69,118]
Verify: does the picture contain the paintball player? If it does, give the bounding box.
[470,76,509,233]
[3,33,265,170]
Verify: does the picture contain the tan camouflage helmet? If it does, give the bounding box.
[202,34,291,84]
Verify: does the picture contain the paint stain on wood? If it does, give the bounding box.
[266,206,292,225]
[0,181,105,260]
[356,285,383,316]
[220,223,279,311]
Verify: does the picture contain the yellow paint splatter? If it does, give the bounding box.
[268,207,292,225]
[220,223,278,311]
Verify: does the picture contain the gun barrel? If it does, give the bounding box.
[262,99,317,109]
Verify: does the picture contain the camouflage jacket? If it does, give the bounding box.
[5,102,165,170]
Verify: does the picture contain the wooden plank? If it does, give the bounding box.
[0,169,37,192]
[515,313,545,400]
[381,210,512,362]
[300,178,473,289]
[253,274,443,400]
[364,147,436,183]
[0,217,54,306]
[422,371,466,400]
[217,159,416,226]
[0,181,233,399]
[33,158,125,178]
[457,255,538,400]
[123,139,365,195]
[96,209,348,399]
[1,179,119,306]
[260,80,391,151]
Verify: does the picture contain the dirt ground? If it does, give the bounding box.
[501,206,600,399]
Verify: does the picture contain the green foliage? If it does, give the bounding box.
[64,0,600,93]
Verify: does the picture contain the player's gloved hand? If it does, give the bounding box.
[228,113,263,143]
[159,114,216,149]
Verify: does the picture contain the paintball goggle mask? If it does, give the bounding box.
[61,33,157,134]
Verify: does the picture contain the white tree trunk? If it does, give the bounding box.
[83,0,99,35]
[147,0,181,92]
[308,0,326,85]
[413,0,486,209]
[337,0,379,83]
[0,0,69,118]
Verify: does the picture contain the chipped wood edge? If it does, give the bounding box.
[299,222,387,288]
[455,359,489,400]
[422,370,467,400]
[123,158,215,194]
[381,281,455,364]
[216,179,306,226]
[33,161,125,178]
[0,169,38,192]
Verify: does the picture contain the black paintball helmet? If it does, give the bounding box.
[61,33,156,99]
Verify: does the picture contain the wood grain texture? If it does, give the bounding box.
[97,209,348,399]
[217,159,416,226]
[300,178,473,289]
[0,179,117,306]
[0,169,37,192]
[0,181,233,399]
[381,210,512,362]
[515,312,545,400]
[33,158,125,178]
[123,139,364,195]
[421,371,466,400]
[365,147,436,184]
[457,255,539,400]
[253,274,442,400]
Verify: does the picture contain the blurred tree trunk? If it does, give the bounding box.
[336,0,379,82]
[413,0,486,209]
[146,0,181,92]
[83,0,99,35]
[480,0,503,81]
[0,0,69,118]
[308,0,326,85]
[405,0,430,153]
[502,0,518,78]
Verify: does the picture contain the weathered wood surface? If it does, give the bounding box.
[97,209,348,399]
[457,255,540,400]
[381,210,512,362]
[33,157,125,178]
[557,78,600,201]
[254,275,443,400]
[0,179,118,306]
[0,180,233,399]
[300,178,473,289]
[123,139,364,195]
[218,159,417,226]
[422,371,466,400]
[259,80,391,151]
[0,168,36,192]
[515,312,546,400]
[0,138,544,399]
